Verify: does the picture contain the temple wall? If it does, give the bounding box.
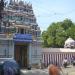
[29,42,42,65]
[0,40,14,58]
[42,48,75,67]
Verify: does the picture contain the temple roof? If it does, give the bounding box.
[65,37,75,44]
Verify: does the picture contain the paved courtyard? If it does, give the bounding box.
[20,65,75,75]
[21,69,48,75]
[61,65,75,75]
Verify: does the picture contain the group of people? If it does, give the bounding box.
[38,59,64,75]
[37,57,75,75]
[38,58,69,75]
[48,57,75,75]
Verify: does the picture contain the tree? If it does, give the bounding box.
[42,31,48,47]
[66,25,75,39]
[42,19,75,48]
[61,18,73,30]
[47,36,54,47]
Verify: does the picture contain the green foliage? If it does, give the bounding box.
[61,18,73,30]
[42,31,48,47]
[42,19,75,48]
[66,25,75,39]
[47,36,54,47]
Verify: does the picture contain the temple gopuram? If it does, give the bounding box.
[0,0,42,68]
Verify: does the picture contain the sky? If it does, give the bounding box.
[8,0,75,31]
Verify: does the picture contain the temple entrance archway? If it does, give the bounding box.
[14,43,29,68]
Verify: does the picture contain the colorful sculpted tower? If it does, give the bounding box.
[2,0,41,39]
[0,0,42,68]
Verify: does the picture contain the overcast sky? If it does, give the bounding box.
[8,0,75,31]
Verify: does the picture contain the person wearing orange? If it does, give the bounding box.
[48,63,62,75]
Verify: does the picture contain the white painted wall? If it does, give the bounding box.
[42,48,75,52]
[42,48,75,66]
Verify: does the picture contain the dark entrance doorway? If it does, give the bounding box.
[14,43,28,68]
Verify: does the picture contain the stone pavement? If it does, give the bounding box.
[61,65,75,75]
[20,65,75,75]
[20,69,48,75]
